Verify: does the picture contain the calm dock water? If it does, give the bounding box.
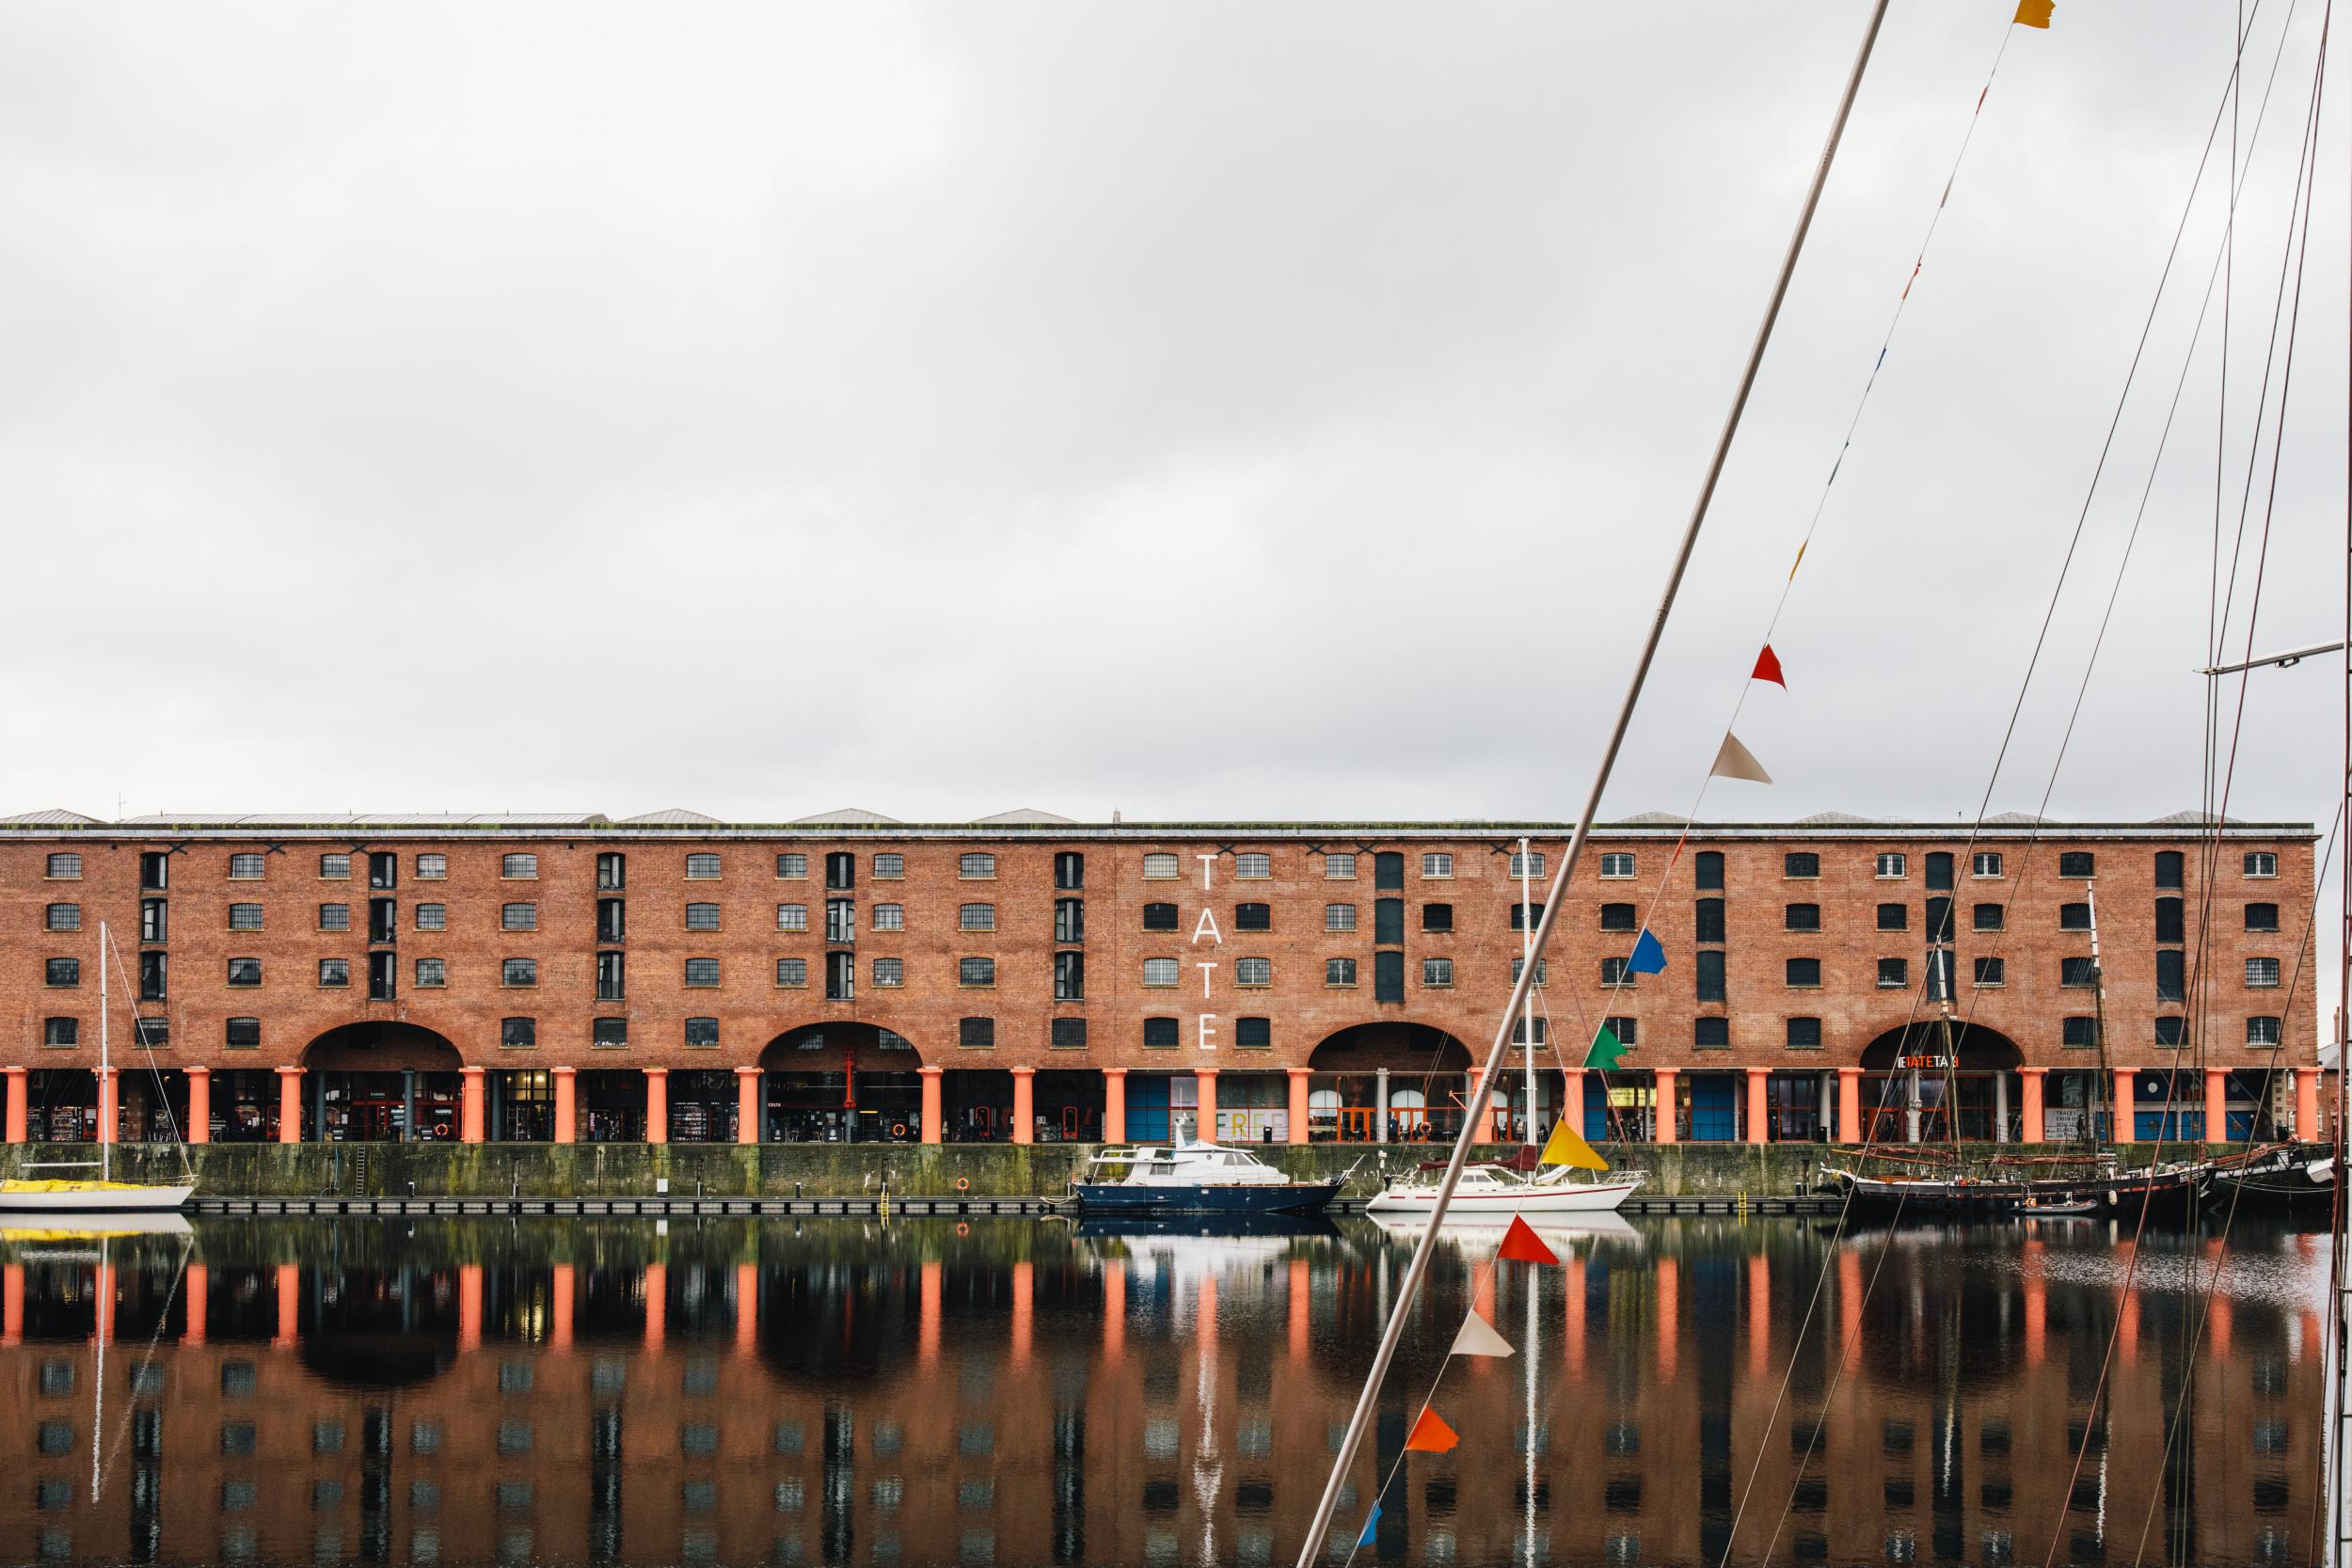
[0,1212,2327,1567]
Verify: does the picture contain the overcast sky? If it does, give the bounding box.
[2,3,2343,850]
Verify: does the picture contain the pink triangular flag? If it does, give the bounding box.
[1450,1308,1515,1358]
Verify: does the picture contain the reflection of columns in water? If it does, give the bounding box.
[183,1264,208,1347]
[1565,1255,1586,1377]
[919,1259,942,1370]
[1010,1259,1033,1369]
[0,1263,18,1346]
[1196,1273,1215,1371]
[1747,1251,1770,1379]
[2022,1240,2045,1368]
[2116,1242,2138,1367]
[735,1261,758,1358]
[551,1263,574,1353]
[1288,1259,1309,1365]
[1657,1256,1677,1382]
[275,1261,300,1348]
[643,1261,666,1352]
[1837,1249,1863,1372]
[457,1263,483,1354]
[93,1257,116,1346]
[1102,1259,1124,1366]
[2203,1239,2232,1359]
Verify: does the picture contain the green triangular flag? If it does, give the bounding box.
[1583,1022,1629,1071]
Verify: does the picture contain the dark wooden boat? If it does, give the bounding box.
[1818,1147,2212,1220]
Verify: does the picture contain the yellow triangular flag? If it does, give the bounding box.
[1540,1118,1610,1172]
[2014,0,2054,26]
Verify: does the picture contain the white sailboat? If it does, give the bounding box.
[0,922,194,1213]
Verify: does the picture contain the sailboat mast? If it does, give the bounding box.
[1292,6,1894,1560]
[2086,885,2113,1145]
[1519,835,1535,1144]
[99,920,110,1183]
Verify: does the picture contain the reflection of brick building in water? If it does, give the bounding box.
[0,812,2325,1153]
[0,1221,2327,1566]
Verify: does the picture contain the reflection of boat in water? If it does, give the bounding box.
[1073,1212,1339,1242]
[1363,1160,1643,1216]
[1365,1208,1639,1247]
[1072,1141,1342,1215]
[0,1209,195,1241]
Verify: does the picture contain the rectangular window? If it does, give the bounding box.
[502,854,538,879]
[2154,850,2185,889]
[368,897,396,942]
[1925,949,1954,1002]
[1785,958,1820,988]
[1692,850,1722,890]
[1510,957,1548,987]
[2154,896,2185,943]
[1054,951,1085,1000]
[686,903,721,932]
[318,958,348,988]
[318,853,350,879]
[596,898,625,942]
[959,1017,994,1049]
[1785,902,1821,932]
[958,853,995,880]
[225,1018,260,1049]
[2245,901,2280,931]
[1972,852,2003,878]
[502,958,537,987]
[1422,958,1453,988]
[826,951,854,1000]
[416,903,447,932]
[1508,850,1546,879]
[1695,898,1725,943]
[825,900,854,943]
[959,903,995,932]
[43,1017,79,1047]
[1878,958,1909,989]
[367,851,397,889]
[1055,897,1084,943]
[1599,853,1635,879]
[776,853,807,879]
[1143,1017,1180,1048]
[1973,902,2004,932]
[684,1017,720,1049]
[1924,896,1953,943]
[1325,852,1357,879]
[2245,957,2281,989]
[47,902,82,932]
[2059,901,2091,931]
[1974,956,2005,987]
[776,903,809,932]
[43,958,78,987]
[1053,851,1084,890]
[1326,903,1358,932]
[44,851,83,879]
[1143,902,1179,931]
[1327,958,1358,986]
[1235,852,1272,879]
[685,853,721,879]
[1421,852,1454,879]
[871,957,902,988]
[2246,1015,2282,1046]
[592,1019,627,1050]
[596,852,626,890]
[416,853,447,879]
[139,852,167,890]
[2058,851,2094,878]
[1050,1017,1088,1049]
[228,852,265,879]
[1508,902,1545,932]
[2062,1016,2099,1049]
[502,902,537,932]
[368,951,396,1000]
[1787,1017,1823,1049]
[1376,898,1406,942]
[136,897,167,943]
[137,951,166,1000]
[1877,902,1907,932]
[1234,901,1271,931]
[959,957,995,987]
[2244,851,2277,878]
[2060,956,2097,988]
[1925,852,1954,891]
[1601,957,1632,986]
[776,958,808,987]
[1599,903,1637,931]
[132,1019,167,1050]
[1235,1017,1271,1049]
[1421,902,1454,933]
[2154,1016,2187,1048]
[1235,957,1271,986]
[227,903,262,931]
[1694,1017,1730,1050]
[872,903,904,932]
[1374,950,1404,1003]
[414,958,446,988]
[1875,852,1906,879]
[870,852,902,879]
[1783,852,1819,879]
[684,958,720,987]
[1144,852,1180,879]
[2156,950,2185,1001]
[1375,852,1405,890]
[1696,949,1725,1001]
[319,903,350,932]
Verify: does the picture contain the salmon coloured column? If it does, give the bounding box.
[96,1068,118,1145]
[735,1067,761,1146]
[2,1067,24,1144]
[2017,1068,2045,1145]
[459,1067,485,1145]
[1010,1068,1035,1146]
[1652,1069,1677,1145]
[919,1067,943,1145]
[644,1069,668,1145]
[186,1066,211,1145]
[276,1067,303,1145]
[2203,1068,2227,1146]
[1195,1069,1218,1143]
[2294,1067,2319,1138]
[1836,1067,1862,1144]
[2112,1069,2135,1143]
[1744,1068,1769,1145]
[1102,1069,1126,1145]
[1285,1069,1311,1146]
[552,1067,576,1145]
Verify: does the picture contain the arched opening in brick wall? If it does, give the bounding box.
[303,1022,466,1143]
[1859,1022,2023,1143]
[1307,1022,1476,1143]
[757,1022,923,1143]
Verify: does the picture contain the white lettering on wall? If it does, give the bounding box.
[1196,960,1217,999]
[1197,853,1217,889]
[1197,1015,1219,1052]
[1191,909,1222,945]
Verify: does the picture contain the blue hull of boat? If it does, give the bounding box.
[1072,1180,1341,1216]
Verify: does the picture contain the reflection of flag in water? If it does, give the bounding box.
[1357,1501,1381,1546]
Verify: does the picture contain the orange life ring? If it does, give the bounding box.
[892,1123,907,1138]
[955,1177,971,1192]
[955,1222,970,1237]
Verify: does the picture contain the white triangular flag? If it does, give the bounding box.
[1450,1307,1515,1358]
[1709,731,1773,784]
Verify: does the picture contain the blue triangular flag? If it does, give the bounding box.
[1628,927,1666,974]
[1357,1501,1382,1547]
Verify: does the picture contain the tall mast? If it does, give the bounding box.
[2087,885,2113,1146]
[99,920,110,1183]
[1291,6,1894,1558]
[1519,835,1534,1146]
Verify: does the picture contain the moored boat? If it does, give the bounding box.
[1072,1141,1343,1215]
[1364,1160,1644,1216]
[0,1179,196,1214]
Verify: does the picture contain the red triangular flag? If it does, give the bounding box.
[1405,1408,1459,1453]
[1496,1215,1559,1265]
[1752,645,1787,687]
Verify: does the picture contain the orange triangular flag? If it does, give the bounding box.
[1752,645,1786,688]
[2014,0,2054,27]
[1405,1408,1459,1454]
[1496,1215,1560,1265]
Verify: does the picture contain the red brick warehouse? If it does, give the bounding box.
[0,808,2324,1150]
